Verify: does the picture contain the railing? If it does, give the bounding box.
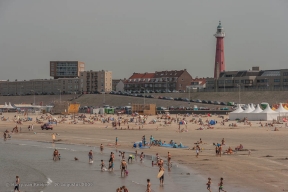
[199,86,288,92]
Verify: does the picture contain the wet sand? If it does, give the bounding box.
[1,113,288,191]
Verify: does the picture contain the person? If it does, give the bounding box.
[167,152,171,165]
[128,154,133,163]
[100,144,104,153]
[218,145,222,157]
[116,188,121,192]
[53,149,59,161]
[31,124,34,131]
[88,150,93,163]
[115,137,118,146]
[108,160,114,171]
[222,138,225,145]
[122,185,129,192]
[120,159,127,177]
[218,177,226,192]
[159,166,165,186]
[207,177,211,192]
[3,132,7,141]
[140,152,144,162]
[14,176,20,192]
[58,153,61,160]
[146,179,151,192]
[52,133,56,143]
[196,145,200,158]
[100,160,105,171]
[135,150,138,159]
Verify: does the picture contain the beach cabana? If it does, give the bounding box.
[274,103,288,117]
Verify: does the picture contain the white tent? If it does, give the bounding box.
[257,105,278,121]
[249,104,263,120]
[251,104,263,113]
[239,105,254,120]
[250,104,255,111]
[229,104,244,120]
[274,103,288,117]
[7,102,14,109]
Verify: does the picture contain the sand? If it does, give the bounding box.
[1,112,288,192]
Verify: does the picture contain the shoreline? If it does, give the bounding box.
[1,113,288,191]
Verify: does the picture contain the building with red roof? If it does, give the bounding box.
[124,69,192,92]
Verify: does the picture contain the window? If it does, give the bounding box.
[274,79,280,82]
[283,72,288,76]
[283,79,288,82]
[234,80,239,83]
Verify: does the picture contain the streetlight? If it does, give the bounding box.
[141,87,145,111]
[237,84,241,104]
[31,90,35,105]
[101,92,106,104]
[58,89,62,103]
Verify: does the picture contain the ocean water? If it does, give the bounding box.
[0,139,225,192]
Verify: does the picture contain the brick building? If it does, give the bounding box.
[124,69,192,92]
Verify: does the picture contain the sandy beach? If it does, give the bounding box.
[1,112,288,191]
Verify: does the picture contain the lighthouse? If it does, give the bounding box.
[214,21,225,79]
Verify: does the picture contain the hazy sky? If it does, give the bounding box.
[0,0,288,80]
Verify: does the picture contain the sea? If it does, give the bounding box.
[0,139,247,192]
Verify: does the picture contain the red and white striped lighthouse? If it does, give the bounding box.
[214,21,225,79]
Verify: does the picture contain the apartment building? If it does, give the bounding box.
[80,70,112,93]
[205,67,288,91]
[0,78,81,95]
[50,61,85,79]
[124,69,192,92]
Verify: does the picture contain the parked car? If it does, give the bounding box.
[208,100,213,104]
[196,99,202,103]
[41,123,53,130]
[182,98,190,102]
[202,100,208,104]
[214,101,221,105]
[220,102,227,105]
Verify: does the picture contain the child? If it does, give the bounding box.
[100,160,105,171]
[58,154,61,160]
[218,177,226,192]
[206,177,211,192]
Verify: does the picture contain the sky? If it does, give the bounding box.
[0,0,288,80]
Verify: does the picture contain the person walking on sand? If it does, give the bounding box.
[159,166,165,186]
[218,177,226,192]
[196,145,200,158]
[88,150,93,163]
[14,176,20,192]
[206,177,212,192]
[219,145,222,157]
[146,179,151,192]
[52,133,56,143]
[167,152,171,166]
[115,137,118,146]
[100,144,104,154]
[120,159,127,177]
